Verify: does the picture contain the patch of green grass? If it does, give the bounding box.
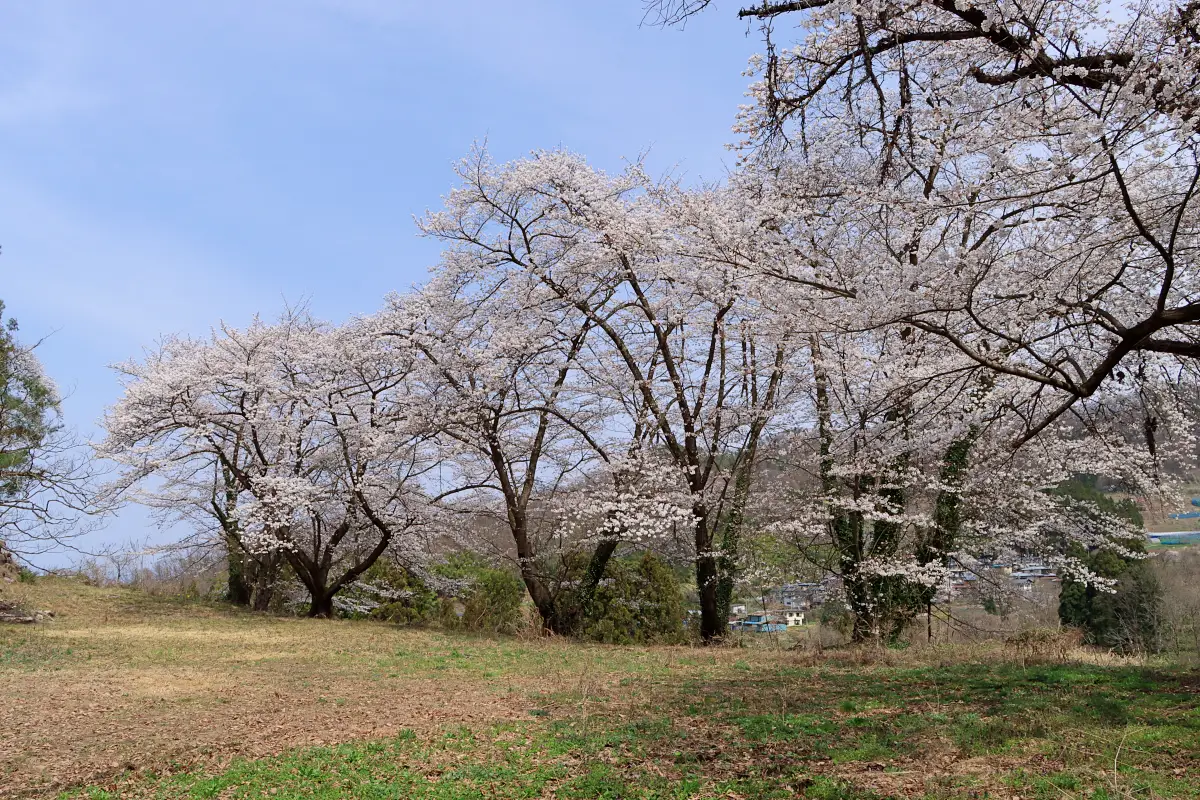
[560,764,641,799]
[800,776,884,799]
[949,711,1039,755]
[65,731,569,800]
[735,712,839,742]
[58,723,859,800]
[0,628,70,669]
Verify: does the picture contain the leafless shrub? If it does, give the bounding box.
[1005,627,1084,666]
[62,540,222,599]
[1153,546,1200,663]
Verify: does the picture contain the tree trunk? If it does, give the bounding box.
[284,548,333,619]
[305,560,334,618]
[505,508,569,635]
[582,539,619,597]
[520,568,562,633]
[814,336,893,644]
[252,584,274,612]
[913,433,976,632]
[557,538,620,634]
[307,591,334,618]
[695,514,722,643]
[219,465,251,606]
[715,466,754,626]
[850,600,876,642]
[834,509,878,643]
[250,553,278,612]
[874,478,917,643]
[843,566,877,643]
[226,533,251,607]
[715,342,782,627]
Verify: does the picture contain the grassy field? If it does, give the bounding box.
[0,579,1197,799]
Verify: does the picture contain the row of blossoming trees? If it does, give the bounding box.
[99,0,1198,642]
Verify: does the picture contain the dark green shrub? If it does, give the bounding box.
[1054,476,1162,654]
[435,553,525,634]
[981,591,1015,618]
[336,559,439,625]
[1052,475,1144,526]
[461,569,525,633]
[818,601,853,637]
[576,553,685,645]
[1060,554,1163,654]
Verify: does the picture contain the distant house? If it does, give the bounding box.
[730,604,746,615]
[949,570,978,586]
[741,614,787,633]
[785,611,805,627]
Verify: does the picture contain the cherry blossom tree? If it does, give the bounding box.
[655,0,1200,449]
[100,0,1200,646]
[380,260,693,634]
[417,148,807,641]
[100,313,437,617]
[748,320,1184,642]
[104,401,286,610]
[632,5,1198,644]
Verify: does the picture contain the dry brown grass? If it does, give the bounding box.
[0,578,1188,799]
[0,579,585,796]
[0,578,799,797]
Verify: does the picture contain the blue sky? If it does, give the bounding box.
[0,1,758,557]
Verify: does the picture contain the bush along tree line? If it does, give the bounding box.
[86,0,1200,645]
[1054,476,1165,655]
[258,549,686,644]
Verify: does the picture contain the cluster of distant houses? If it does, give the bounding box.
[946,559,1058,595]
[721,562,1062,632]
[693,535,1200,630]
[723,579,836,633]
[702,500,1200,634]
[700,557,1143,633]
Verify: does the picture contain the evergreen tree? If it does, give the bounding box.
[1,302,56,490]
[576,553,686,645]
[1055,476,1163,654]
[0,300,61,543]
